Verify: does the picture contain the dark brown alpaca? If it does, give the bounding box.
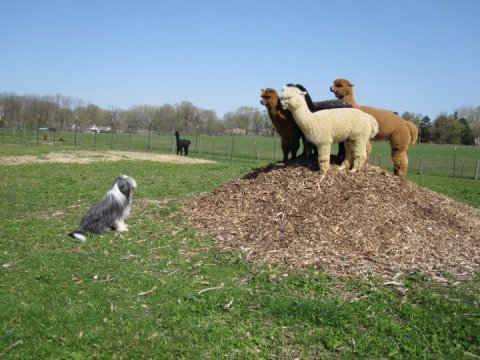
[330,78,418,177]
[174,131,191,156]
[260,88,303,163]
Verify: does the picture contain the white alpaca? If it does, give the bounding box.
[281,85,378,176]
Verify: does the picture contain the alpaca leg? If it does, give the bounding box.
[349,141,367,172]
[281,142,289,163]
[389,128,410,177]
[291,139,300,160]
[335,142,346,165]
[339,141,352,171]
[317,144,331,175]
[185,146,189,156]
[366,141,372,160]
[392,149,408,177]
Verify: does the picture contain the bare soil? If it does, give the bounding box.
[0,150,214,165]
[184,156,480,280]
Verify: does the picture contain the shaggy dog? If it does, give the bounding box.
[330,78,418,177]
[69,175,137,241]
[174,131,191,156]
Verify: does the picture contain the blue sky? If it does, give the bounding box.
[2,0,479,118]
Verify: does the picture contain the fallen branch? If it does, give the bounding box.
[0,340,23,356]
[197,283,224,295]
[137,286,157,296]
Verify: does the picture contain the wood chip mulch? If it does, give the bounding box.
[183,157,480,280]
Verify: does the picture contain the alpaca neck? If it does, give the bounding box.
[289,101,312,129]
[265,100,285,122]
[341,93,357,106]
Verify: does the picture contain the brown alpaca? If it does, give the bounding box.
[330,79,418,177]
[260,88,303,163]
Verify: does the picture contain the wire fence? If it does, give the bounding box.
[1,127,479,181]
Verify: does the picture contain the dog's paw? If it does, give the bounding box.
[116,223,129,232]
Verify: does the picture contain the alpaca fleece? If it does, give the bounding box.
[330,78,418,177]
[287,83,353,162]
[281,85,378,175]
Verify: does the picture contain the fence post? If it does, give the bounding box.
[212,135,215,158]
[129,128,132,150]
[148,121,152,151]
[74,116,78,148]
[230,134,235,162]
[36,114,39,146]
[419,155,423,178]
[460,160,464,182]
[110,123,114,150]
[195,126,199,154]
[475,160,479,180]
[453,146,457,180]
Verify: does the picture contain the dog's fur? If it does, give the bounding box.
[330,78,418,177]
[69,175,137,241]
[174,131,191,156]
[260,88,302,163]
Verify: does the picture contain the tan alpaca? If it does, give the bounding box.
[330,79,418,177]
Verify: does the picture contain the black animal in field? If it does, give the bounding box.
[174,131,191,156]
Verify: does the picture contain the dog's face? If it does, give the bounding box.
[330,79,354,99]
[115,175,137,197]
[260,88,279,106]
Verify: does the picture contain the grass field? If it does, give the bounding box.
[0,142,479,358]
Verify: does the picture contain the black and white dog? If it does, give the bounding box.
[69,175,137,241]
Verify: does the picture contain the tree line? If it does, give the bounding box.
[402,108,480,145]
[1,92,479,145]
[0,93,271,136]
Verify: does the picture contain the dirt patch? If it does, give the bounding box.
[0,150,214,165]
[184,157,480,280]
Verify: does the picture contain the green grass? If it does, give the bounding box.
[0,152,479,359]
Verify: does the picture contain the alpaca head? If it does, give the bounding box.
[260,88,279,107]
[281,85,307,111]
[174,131,179,137]
[330,78,354,100]
[286,83,315,111]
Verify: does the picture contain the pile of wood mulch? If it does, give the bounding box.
[183,157,480,280]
